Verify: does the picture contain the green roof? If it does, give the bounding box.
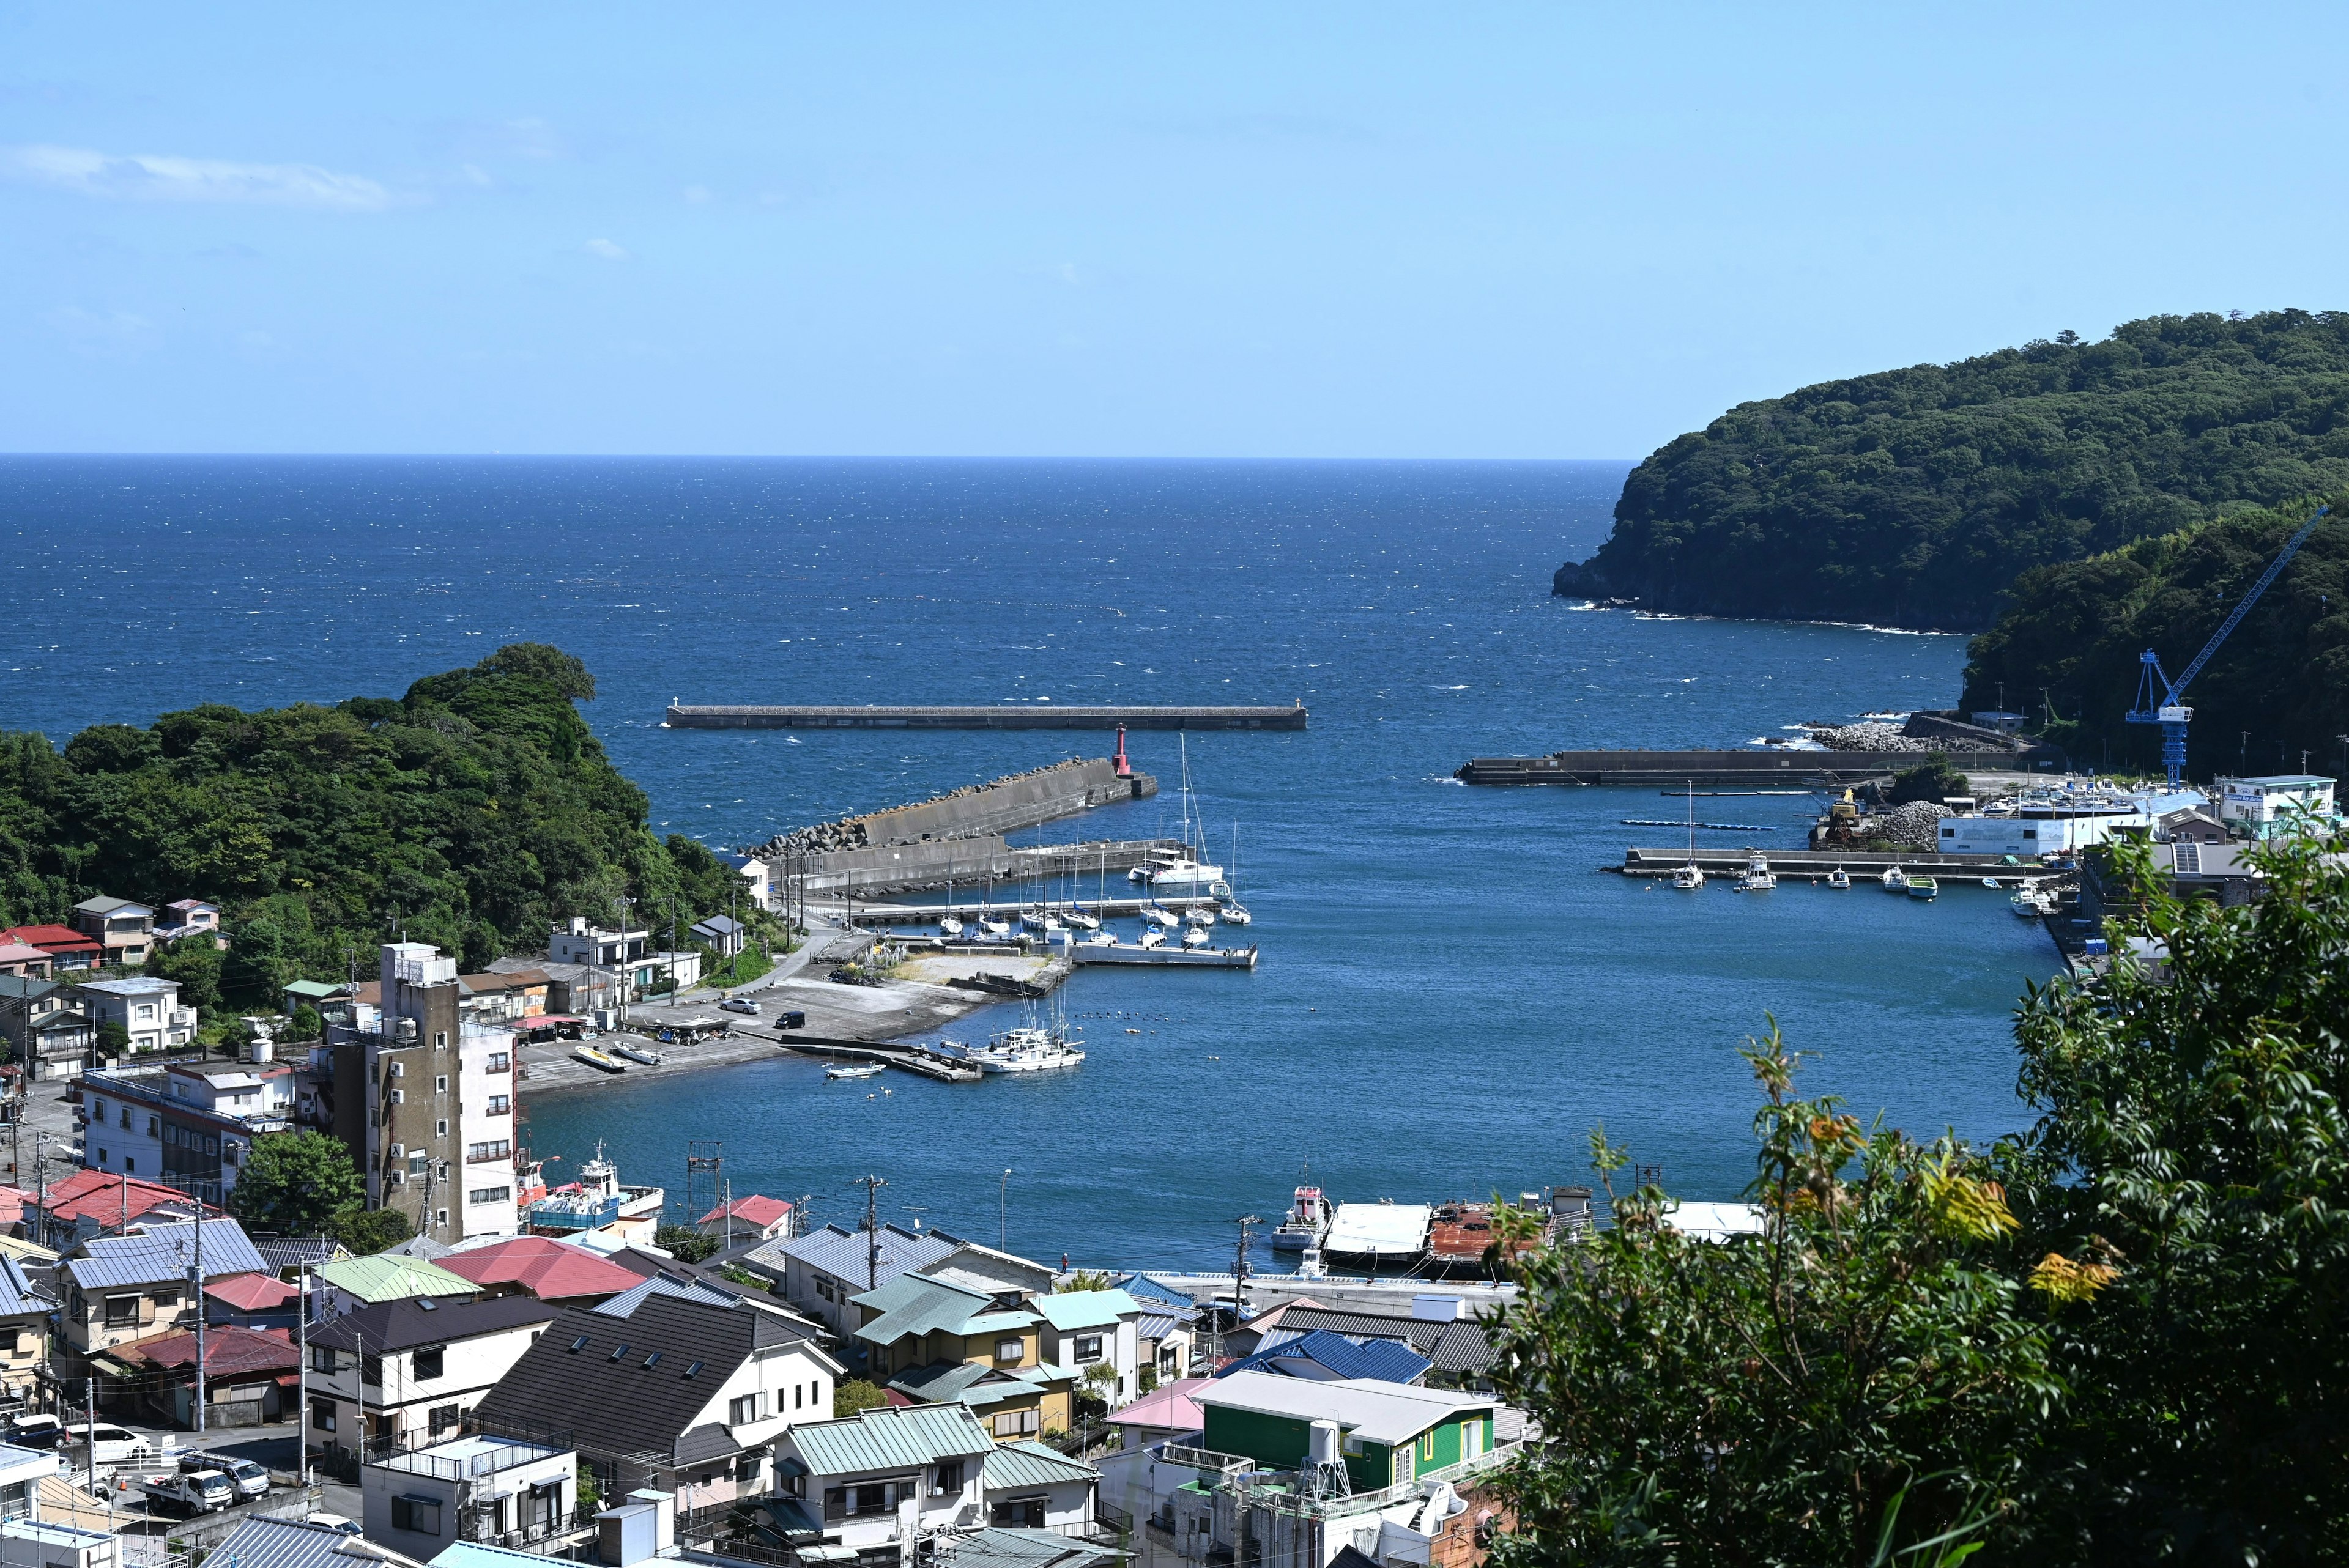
[888,1361,1045,1410]
[853,1273,1039,1346]
[980,1440,1099,1490]
[319,1254,477,1303]
[785,1402,992,1477]
[281,980,347,1002]
[1034,1289,1138,1333]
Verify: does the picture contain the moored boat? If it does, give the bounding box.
[1906,875,1939,901]
[944,1025,1086,1074]
[1267,1185,1334,1254]
[612,1043,664,1067]
[1826,867,1852,889]
[825,1062,884,1081]
[572,1046,625,1073]
[1880,865,1909,892]
[1321,1201,1434,1269]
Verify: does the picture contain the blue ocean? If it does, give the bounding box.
[0,457,2055,1268]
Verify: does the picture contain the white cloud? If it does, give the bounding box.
[582,237,629,261]
[1,143,392,210]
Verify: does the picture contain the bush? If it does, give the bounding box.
[832,1380,887,1419]
[655,1224,719,1263]
[1887,752,1970,805]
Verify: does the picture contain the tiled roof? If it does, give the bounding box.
[1033,1290,1137,1333]
[204,1271,300,1312]
[1,926,100,953]
[786,1402,993,1477]
[769,1222,960,1289]
[316,1254,478,1304]
[435,1237,645,1301]
[698,1194,792,1227]
[309,1293,561,1356]
[120,1323,299,1380]
[67,1219,267,1290]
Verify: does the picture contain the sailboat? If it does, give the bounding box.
[1137,736,1225,895]
[1220,824,1253,925]
[1671,782,1705,890]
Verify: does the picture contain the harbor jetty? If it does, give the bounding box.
[1616,846,2060,881]
[670,701,1307,731]
[1458,747,2047,787]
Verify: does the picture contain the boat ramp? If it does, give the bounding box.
[775,1035,984,1082]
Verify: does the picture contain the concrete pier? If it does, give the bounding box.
[1618,845,2063,881]
[671,703,1307,731]
[781,835,1190,898]
[1459,748,2054,786]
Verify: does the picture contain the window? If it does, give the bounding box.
[435,1076,448,1092]
[855,1483,887,1514]
[469,1186,511,1205]
[408,1152,429,1176]
[1072,1334,1103,1363]
[362,1353,384,1386]
[311,1397,336,1433]
[103,1295,138,1328]
[311,1347,338,1374]
[991,1498,1047,1528]
[434,1032,447,1049]
[412,1347,445,1381]
[1420,1430,1436,1463]
[428,1403,459,1434]
[147,1287,176,1307]
[466,1139,511,1164]
[145,1115,157,1136]
[822,1487,846,1522]
[96,1149,107,1166]
[728,1393,760,1425]
[437,1209,449,1226]
[935,1460,963,1493]
[436,1119,449,1137]
[487,1095,510,1115]
[390,1496,442,1536]
[487,1052,510,1073]
[991,1410,1040,1438]
[815,1279,834,1302]
[91,1099,103,1122]
[792,1384,802,1410]
[1341,1429,1364,1456]
[733,1451,761,1483]
[995,1337,1023,1364]
[123,1158,135,1174]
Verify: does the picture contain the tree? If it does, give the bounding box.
[146,936,223,1015]
[832,1379,887,1419]
[331,1205,413,1256]
[1886,752,1970,805]
[229,1131,365,1236]
[1061,1269,1116,1292]
[655,1224,718,1263]
[94,1021,128,1060]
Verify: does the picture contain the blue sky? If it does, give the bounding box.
[5,4,2346,459]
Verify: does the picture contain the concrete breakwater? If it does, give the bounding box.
[671,702,1308,731]
[753,757,1156,860]
[784,835,1189,898]
[1458,749,2048,787]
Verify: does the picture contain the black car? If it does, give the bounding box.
[772,1010,807,1030]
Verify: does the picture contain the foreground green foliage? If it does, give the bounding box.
[654,1224,720,1263]
[227,1130,365,1237]
[1556,311,2349,629]
[1961,492,2349,777]
[0,643,770,1006]
[831,1379,888,1419]
[330,1205,414,1256]
[1491,835,2349,1563]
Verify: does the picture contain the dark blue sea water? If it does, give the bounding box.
[0,457,2055,1268]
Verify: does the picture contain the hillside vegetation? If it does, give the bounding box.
[1556,311,2349,629]
[0,644,755,1007]
[1961,494,2349,777]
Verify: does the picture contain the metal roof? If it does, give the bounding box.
[1133,1312,1184,1344]
[770,1222,960,1288]
[67,1218,269,1290]
[207,1515,432,1568]
[1193,1371,1493,1447]
[317,1254,478,1303]
[592,1272,741,1318]
[936,1527,1127,1568]
[255,1237,351,1273]
[1032,1289,1137,1333]
[785,1402,993,1477]
[980,1440,1099,1490]
[0,1255,51,1317]
[1222,1329,1431,1386]
[852,1273,1020,1345]
[886,1360,1050,1410]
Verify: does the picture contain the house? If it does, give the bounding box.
[154,901,223,946]
[0,1256,53,1400]
[1247,1303,1496,1391]
[0,978,91,1082]
[306,1294,564,1460]
[434,1237,645,1304]
[71,977,198,1054]
[458,973,548,1024]
[1102,1376,1212,1449]
[255,1235,354,1281]
[471,1273,842,1507]
[771,1402,1099,1555]
[1115,1274,1200,1385]
[2169,840,2267,908]
[58,1216,270,1359]
[281,980,354,1019]
[1033,1290,1143,1406]
[2154,807,2232,845]
[0,926,103,974]
[751,1222,962,1336]
[486,960,613,1024]
[204,1270,302,1329]
[207,1514,433,1568]
[1194,1372,1499,1491]
[0,945,50,981]
[688,915,746,961]
[102,1322,299,1427]
[32,1170,210,1251]
[316,1254,480,1317]
[365,1431,576,1555]
[920,1241,1058,1301]
[851,1273,1080,1441]
[67,898,154,969]
[1217,1329,1433,1386]
[544,919,700,999]
[696,1196,792,1244]
[82,1061,297,1198]
[718,853,770,910]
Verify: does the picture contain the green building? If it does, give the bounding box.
[1193,1371,1498,1491]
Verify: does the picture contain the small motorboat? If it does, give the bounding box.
[1671,862,1705,890]
[1184,906,1217,928]
[1081,930,1120,948]
[1825,867,1852,890]
[939,915,965,938]
[826,1062,884,1081]
[612,1044,664,1067]
[572,1047,625,1074]
[1980,877,2002,889]
[1734,850,1776,892]
[1906,876,1940,901]
[1880,866,1909,892]
[1138,927,1168,950]
[1181,926,1211,949]
[1219,902,1253,925]
[2010,888,2044,918]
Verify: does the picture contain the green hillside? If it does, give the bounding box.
[1959,495,2349,778]
[0,643,754,1007]
[1557,311,2349,629]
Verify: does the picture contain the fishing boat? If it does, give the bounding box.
[2009,888,2043,917]
[612,1043,664,1067]
[1880,866,1909,892]
[1267,1185,1334,1254]
[825,1062,884,1081]
[1138,927,1167,950]
[571,1046,625,1073]
[1671,782,1705,890]
[939,914,965,938]
[945,1024,1086,1074]
[1906,875,1940,901]
[1980,877,2002,889]
[1181,926,1211,949]
[1826,867,1852,889]
[1734,849,1776,892]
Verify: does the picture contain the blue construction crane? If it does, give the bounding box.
[2126,503,2330,786]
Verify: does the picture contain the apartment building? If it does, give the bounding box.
[72,977,198,1054]
[83,1061,297,1200]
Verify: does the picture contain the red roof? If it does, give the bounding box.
[120,1324,297,1380]
[204,1271,300,1312]
[699,1194,793,1228]
[435,1236,645,1301]
[42,1170,210,1227]
[1,926,102,957]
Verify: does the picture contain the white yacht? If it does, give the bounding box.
[938,914,965,938]
[1734,850,1776,892]
[1880,866,1909,892]
[1138,926,1168,950]
[1219,901,1253,925]
[946,1025,1085,1074]
[1139,856,1226,895]
[1141,905,1180,930]
[1064,908,1100,931]
[1184,906,1217,928]
[1181,926,1211,949]
[978,915,1013,937]
[1081,930,1120,948]
[1671,782,1705,890]
[1825,867,1852,890]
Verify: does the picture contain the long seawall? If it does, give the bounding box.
[669,703,1307,731]
[1457,748,2057,786]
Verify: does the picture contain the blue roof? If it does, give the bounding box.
[1116,1273,1195,1309]
[66,1219,269,1290]
[431,1543,560,1568]
[1219,1329,1431,1386]
[592,1272,740,1318]
[771,1222,960,1289]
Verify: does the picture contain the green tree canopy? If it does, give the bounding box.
[331,1206,414,1256]
[227,1130,365,1237]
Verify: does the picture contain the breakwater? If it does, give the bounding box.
[670,702,1308,731]
[752,758,1155,862]
[1457,748,2052,787]
[781,835,1189,898]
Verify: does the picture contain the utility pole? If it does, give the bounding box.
[1000,1169,1012,1253]
[296,1262,311,1485]
[850,1176,888,1292]
[191,1182,207,1435]
[1227,1213,1260,1360]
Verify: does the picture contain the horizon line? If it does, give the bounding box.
[0,450,1639,465]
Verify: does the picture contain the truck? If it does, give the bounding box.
[179,1451,270,1501]
[137,1468,235,1515]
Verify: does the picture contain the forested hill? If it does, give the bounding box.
[0,643,748,1003]
[1960,494,2349,777]
[1556,311,2349,629]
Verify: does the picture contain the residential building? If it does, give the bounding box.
[102,1322,299,1427]
[57,1216,270,1359]
[320,944,521,1245]
[1115,1275,1200,1385]
[363,1430,577,1555]
[485,960,612,1023]
[254,1236,353,1281]
[0,978,91,1082]
[202,1270,301,1329]
[154,901,223,946]
[689,915,746,960]
[851,1273,1080,1441]
[718,852,770,910]
[697,1196,792,1244]
[0,1441,70,1525]
[282,980,353,1019]
[31,1171,209,1251]
[544,920,698,1000]
[771,1402,1099,1555]
[71,977,197,1055]
[1194,1372,1497,1491]
[918,1241,1058,1301]
[750,1222,962,1336]
[1033,1290,1143,1405]
[0,927,102,974]
[471,1274,843,1507]
[457,972,549,1024]
[2214,774,2337,838]
[0,1257,53,1400]
[67,898,154,969]
[1244,1304,1496,1391]
[1218,1329,1433,1386]
[0,1517,123,1568]
[0,946,50,982]
[316,1255,480,1318]
[207,1514,432,1568]
[83,1061,295,1199]
[1102,1377,1211,1449]
[307,1294,563,1460]
[434,1237,645,1304]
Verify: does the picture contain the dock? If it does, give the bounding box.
[670,703,1307,731]
[779,835,1191,900]
[1458,748,2055,787]
[1617,846,2061,881]
[847,892,1222,923]
[775,1035,984,1082]
[1070,943,1258,969]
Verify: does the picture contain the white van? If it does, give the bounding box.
[65,1424,155,1467]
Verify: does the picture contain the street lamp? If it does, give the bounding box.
[1000,1169,1012,1252]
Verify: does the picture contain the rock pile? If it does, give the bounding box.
[1876,799,1952,850]
[1806,722,1944,753]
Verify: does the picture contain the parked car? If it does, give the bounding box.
[307,1514,362,1537]
[66,1423,155,1467]
[180,1451,270,1500]
[3,1415,62,1450]
[771,1010,806,1030]
[719,997,760,1015]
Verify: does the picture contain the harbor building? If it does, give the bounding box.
[2213,775,2337,839]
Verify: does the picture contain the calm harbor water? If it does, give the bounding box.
[0,457,2057,1268]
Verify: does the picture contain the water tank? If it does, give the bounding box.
[395,1017,420,1044]
[1307,1420,1341,1466]
[247,1036,274,1064]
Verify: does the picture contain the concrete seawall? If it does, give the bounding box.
[857,757,1153,844]
[779,836,1189,897]
[1458,748,2055,786]
[670,703,1307,731]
